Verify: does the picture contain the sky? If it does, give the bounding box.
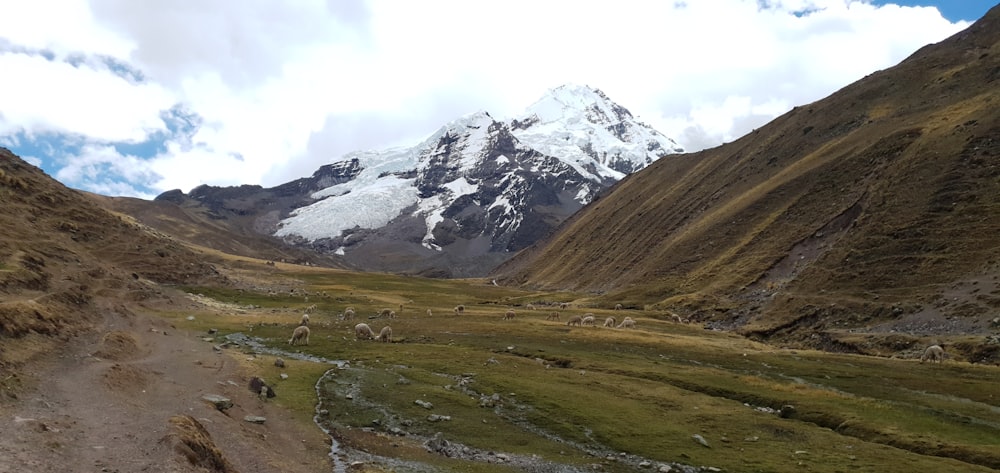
[0,0,995,199]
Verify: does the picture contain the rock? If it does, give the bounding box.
[201,337,215,342]
[427,414,451,422]
[389,427,406,436]
[274,358,286,368]
[243,416,266,424]
[425,432,449,453]
[692,434,710,448]
[201,394,233,411]
[415,399,434,409]
[639,460,652,468]
[279,373,289,380]
[208,328,218,334]
[658,465,673,472]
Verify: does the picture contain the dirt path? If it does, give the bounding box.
[0,309,332,473]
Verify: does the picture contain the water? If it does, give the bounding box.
[222,333,350,472]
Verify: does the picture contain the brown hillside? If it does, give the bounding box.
[0,150,224,369]
[92,193,346,269]
[494,6,1000,351]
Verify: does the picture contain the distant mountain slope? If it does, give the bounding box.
[144,85,682,277]
[493,6,1000,351]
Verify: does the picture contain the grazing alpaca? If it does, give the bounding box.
[559,302,570,309]
[288,325,310,345]
[343,308,355,320]
[378,326,393,343]
[566,315,583,326]
[300,313,310,326]
[614,303,623,310]
[525,303,536,310]
[426,308,433,317]
[503,309,516,320]
[454,305,465,315]
[920,344,945,363]
[616,317,635,329]
[546,312,560,321]
[355,323,376,340]
[603,317,616,327]
[581,314,596,326]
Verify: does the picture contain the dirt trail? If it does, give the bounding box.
[0,309,332,473]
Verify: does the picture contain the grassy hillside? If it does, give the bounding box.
[493,6,1000,352]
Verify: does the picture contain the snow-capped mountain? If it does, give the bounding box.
[271,84,682,276]
[151,85,681,276]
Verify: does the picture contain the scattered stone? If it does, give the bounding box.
[692,434,710,448]
[274,358,286,368]
[207,328,218,334]
[658,465,673,472]
[345,394,353,400]
[279,373,289,380]
[389,427,406,436]
[427,414,451,422]
[201,337,215,342]
[243,416,266,424]
[744,436,759,442]
[639,460,652,468]
[415,399,434,409]
[186,315,195,321]
[201,394,233,411]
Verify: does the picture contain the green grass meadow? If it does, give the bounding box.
[166,268,1000,472]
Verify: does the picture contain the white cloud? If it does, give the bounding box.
[0,0,974,197]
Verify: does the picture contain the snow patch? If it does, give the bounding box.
[276,176,419,240]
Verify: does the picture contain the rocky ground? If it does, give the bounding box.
[0,305,333,473]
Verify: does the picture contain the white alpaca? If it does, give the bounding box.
[288,325,310,345]
[559,302,570,309]
[614,303,623,310]
[581,314,596,326]
[616,317,636,329]
[343,308,355,320]
[355,323,376,340]
[503,309,516,320]
[566,315,583,326]
[920,345,945,363]
[526,303,536,310]
[603,317,616,328]
[546,312,560,321]
[426,308,433,317]
[300,313,310,326]
[377,326,392,343]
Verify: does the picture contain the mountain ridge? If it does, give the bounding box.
[136,84,683,277]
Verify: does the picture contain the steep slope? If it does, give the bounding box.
[0,149,224,372]
[493,6,1000,353]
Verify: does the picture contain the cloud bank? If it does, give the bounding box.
[0,0,974,198]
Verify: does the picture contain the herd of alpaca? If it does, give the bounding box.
[286,303,950,367]
[286,301,654,348]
